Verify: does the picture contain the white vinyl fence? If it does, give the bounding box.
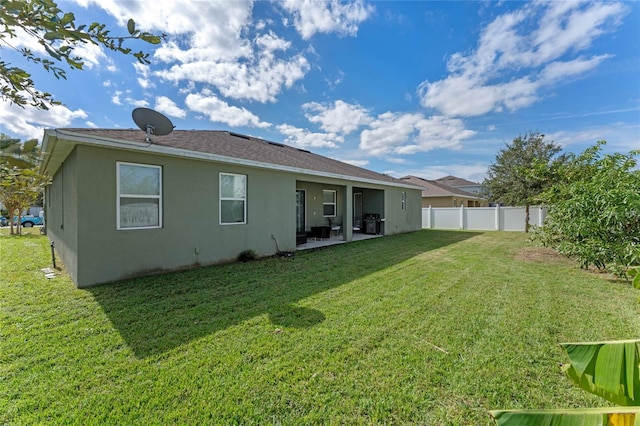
[422,206,547,232]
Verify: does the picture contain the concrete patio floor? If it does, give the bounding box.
[296,232,382,250]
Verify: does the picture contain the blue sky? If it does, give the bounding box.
[1,0,638,182]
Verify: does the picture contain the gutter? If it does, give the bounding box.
[41,128,424,191]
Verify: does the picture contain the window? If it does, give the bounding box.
[220,173,246,224]
[117,162,162,230]
[401,191,406,211]
[323,190,336,217]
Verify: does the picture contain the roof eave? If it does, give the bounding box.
[45,129,423,190]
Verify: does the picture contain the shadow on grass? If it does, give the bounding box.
[87,230,481,358]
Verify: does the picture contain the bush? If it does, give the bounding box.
[533,142,640,279]
[238,249,257,262]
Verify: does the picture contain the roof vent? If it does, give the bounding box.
[228,132,250,140]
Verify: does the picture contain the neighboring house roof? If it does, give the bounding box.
[433,175,480,187]
[400,175,483,199]
[41,128,421,189]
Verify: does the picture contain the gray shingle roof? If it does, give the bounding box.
[433,175,480,187]
[400,175,482,198]
[46,128,410,186]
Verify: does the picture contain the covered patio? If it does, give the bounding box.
[296,232,382,251]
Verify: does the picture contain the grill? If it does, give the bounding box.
[363,213,381,234]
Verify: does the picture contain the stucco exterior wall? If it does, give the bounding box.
[383,187,422,235]
[58,145,295,286]
[46,144,422,287]
[47,148,80,284]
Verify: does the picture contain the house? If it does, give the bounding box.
[400,175,487,208]
[433,175,486,197]
[40,128,423,287]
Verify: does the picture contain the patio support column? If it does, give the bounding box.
[344,184,353,242]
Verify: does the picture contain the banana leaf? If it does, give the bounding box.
[561,340,640,406]
[489,407,640,426]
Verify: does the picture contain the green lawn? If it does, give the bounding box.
[1,229,638,424]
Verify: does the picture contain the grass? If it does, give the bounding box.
[1,229,639,424]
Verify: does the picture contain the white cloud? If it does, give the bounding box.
[155,96,186,119]
[547,123,640,152]
[418,1,627,117]
[126,98,149,108]
[539,55,611,84]
[277,124,341,149]
[303,100,372,134]
[111,90,123,105]
[129,99,149,108]
[156,46,310,103]
[336,158,369,168]
[0,102,87,141]
[78,0,311,103]
[133,63,154,89]
[72,41,110,70]
[280,0,375,40]
[359,112,476,156]
[185,90,270,128]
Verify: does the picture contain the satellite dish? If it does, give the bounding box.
[132,108,174,143]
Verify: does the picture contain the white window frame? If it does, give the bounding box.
[401,191,406,211]
[116,162,162,230]
[323,189,336,218]
[219,172,247,225]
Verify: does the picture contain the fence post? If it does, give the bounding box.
[495,204,500,230]
[460,205,465,230]
[538,206,544,227]
[428,205,433,229]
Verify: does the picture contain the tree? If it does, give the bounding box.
[533,141,640,277]
[1,0,164,110]
[484,132,565,232]
[0,134,50,235]
[1,133,40,168]
[0,163,50,235]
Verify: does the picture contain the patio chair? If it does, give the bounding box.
[353,218,362,236]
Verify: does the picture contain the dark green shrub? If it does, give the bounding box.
[238,249,257,262]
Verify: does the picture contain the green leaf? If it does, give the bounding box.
[43,31,65,41]
[561,340,640,406]
[60,12,75,26]
[140,33,162,44]
[629,268,640,289]
[490,407,640,426]
[127,18,135,35]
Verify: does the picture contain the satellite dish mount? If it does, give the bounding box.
[132,108,175,143]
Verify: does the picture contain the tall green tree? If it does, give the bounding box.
[0,135,49,235]
[533,141,640,277]
[0,164,50,235]
[484,132,565,232]
[1,0,163,110]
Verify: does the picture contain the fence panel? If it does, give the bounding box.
[500,207,525,231]
[422,206,547,231]
[432,207,460,229]
[465,207,496,230]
